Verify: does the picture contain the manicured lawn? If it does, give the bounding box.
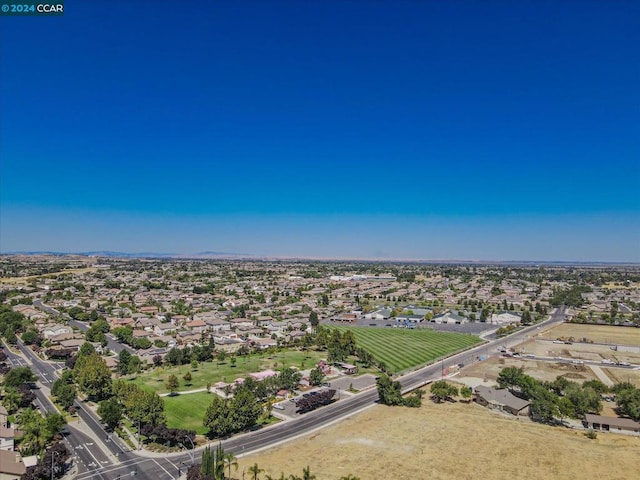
[332,326,482,373]
[163,391,213,434]
[127,349,326,395]
[164,391,282,434]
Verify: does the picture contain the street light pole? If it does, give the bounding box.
[50,450,59,480]
[137,420,141,451]
[184,435,195,466]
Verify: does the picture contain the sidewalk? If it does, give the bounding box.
[159,387,208,397]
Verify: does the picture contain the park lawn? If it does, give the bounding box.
[164,391,282,434]
[127,349,326,395]
[163,391,212,434]
[332,326,482,373]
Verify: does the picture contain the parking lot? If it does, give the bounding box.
[272,374,379,418]
[326,373,378,392]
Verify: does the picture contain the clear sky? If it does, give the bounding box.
[1,1,639,261]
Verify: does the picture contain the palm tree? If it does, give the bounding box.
[302,466,316,480]
[223,451,238,479]
[17,408,46,455]
[248,463,264,480]
[2,387,21,414]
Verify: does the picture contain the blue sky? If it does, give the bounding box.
[1,1,639,261]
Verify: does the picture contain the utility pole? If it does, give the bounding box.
[50,450,59,480]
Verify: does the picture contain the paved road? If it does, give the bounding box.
[33,299,134,355]
[68,319,135,355]
[11,307,569,479]
[2,341,113,475]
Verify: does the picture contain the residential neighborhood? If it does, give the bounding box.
[1,255,639,480]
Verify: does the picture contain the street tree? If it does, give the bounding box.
[74,352,112,400]
[4,366,36,388]
[98,397,123,431]
[376,374,403,406]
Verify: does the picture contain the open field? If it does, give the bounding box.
[163,391,213,434]
[462,356,603,385]
[515,338,640,365]
[602,367,640,387]
[238,390,640,480]
[332,326,482,373]
[0,267,98,284]
[127,349,326,395]
[539,323,640,346]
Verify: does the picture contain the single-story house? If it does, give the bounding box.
[474,385,530,416]
[583,414,640,434]
[58,339,85,351]
[0,450,26,479]
[42,323,72,339]
[132,329,153,339]
[251,338,278,350]
[490,312,522,326]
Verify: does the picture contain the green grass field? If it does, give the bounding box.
[332,326,482,373]
[127,349,326,395]
[163,392,213,434]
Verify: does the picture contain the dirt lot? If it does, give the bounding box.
[462,356,602,384]
[538,323,640,346]
[239,393,640,480]
[602,367,640,386]
[515,339,640,365]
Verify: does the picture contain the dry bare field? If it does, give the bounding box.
[462,356,601,384]
[238,393,640,480]
[602,367,640,386]
[539,323,640,346]
[0,267,98,284]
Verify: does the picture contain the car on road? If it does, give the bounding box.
[273,403,285,410]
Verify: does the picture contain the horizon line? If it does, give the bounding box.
[1,251,639,266]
